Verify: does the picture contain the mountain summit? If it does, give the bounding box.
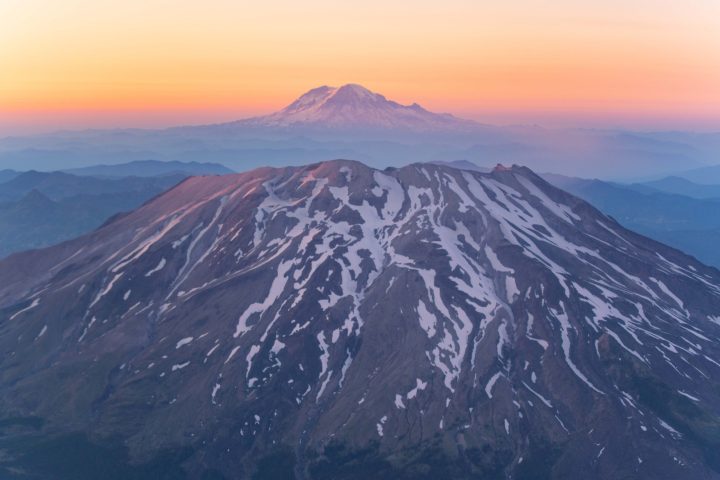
[1,160,720,479]
[238,84,477,130]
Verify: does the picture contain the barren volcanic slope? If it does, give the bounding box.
[1,161,720,479]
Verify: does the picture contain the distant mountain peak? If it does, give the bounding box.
[238,83,477,131]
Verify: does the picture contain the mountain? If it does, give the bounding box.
[0,171,186,257]
[1,160,719,479]
[0,170,187,203]
[630,176,720,199]
[0,169,20,184]
[542,173,720,267]
[230,84,478,131]
[63,160,235,178]
[668,164,720,185]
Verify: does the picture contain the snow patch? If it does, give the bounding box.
[176,337,193,349]
[171,361,190,371]
[145,258,167,276]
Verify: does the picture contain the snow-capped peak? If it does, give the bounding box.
[241,83,477,131]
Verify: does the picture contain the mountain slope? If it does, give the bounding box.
[1,161,719,479]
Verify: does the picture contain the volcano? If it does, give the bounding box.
[231,84,477,131]
[1,160,720,479]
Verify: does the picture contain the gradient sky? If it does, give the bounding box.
[1,0,719,134]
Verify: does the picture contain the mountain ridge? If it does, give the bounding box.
[62,160,234,178]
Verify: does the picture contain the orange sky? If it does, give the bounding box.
[1,0,719,133]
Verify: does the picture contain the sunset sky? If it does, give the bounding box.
[1,0,719,134]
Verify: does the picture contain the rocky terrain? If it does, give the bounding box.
[1,160,719,479]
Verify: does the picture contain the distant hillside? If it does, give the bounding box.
[543,172,720,267]
[62,160,234,178]
[0,171,185,257]
[0,170,186,203]
[0,169,20,184]
[630,176,720,199]
[669,164,720,185]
